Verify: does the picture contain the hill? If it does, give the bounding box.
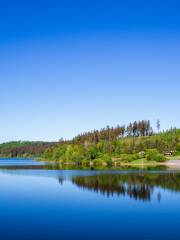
[0,141,56,158]
[1,120,179,166]
[43,121,180,166]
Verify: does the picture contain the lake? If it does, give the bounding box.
[0,158,180,240]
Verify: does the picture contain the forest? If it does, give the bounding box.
[0,120,180,166]
[44,120,180,166]
[0,141,56,158]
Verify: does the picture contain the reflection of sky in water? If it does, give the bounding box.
[0,158,45,166]
[0,158,180,240]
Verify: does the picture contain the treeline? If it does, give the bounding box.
[0,141,56,158]
[0,141,38,149]
[73,120,152,144]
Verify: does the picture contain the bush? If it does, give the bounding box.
[93,159,105,166]
[174,151,180,156]
[81,159,90,166]
[86,146,98,160]
[118,153,139,162]
[106,159,113,167]
[93,155,113,166]
[176,143,180,152]
[146,149,166,162]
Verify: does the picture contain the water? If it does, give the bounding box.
[0,158,180,240]
[0,158,45,166]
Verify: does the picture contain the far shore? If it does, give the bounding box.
[1,157,180,169]
[40,158,180,169]
[115,159,180,168]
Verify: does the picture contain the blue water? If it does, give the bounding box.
[0,158,180,240]
[0,158,45,166]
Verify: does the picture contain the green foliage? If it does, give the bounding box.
[0,141,55,158]
[86,145,98,160]
[117,153,139,163]
[41,128,179,166]
[0,141,35,149]
[106,159,113,167]
[93,159,105,166]
[1,122,179,166]
[176,142,180,152]
[145,149,166,162]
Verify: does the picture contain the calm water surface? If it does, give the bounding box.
[0,158,180,240]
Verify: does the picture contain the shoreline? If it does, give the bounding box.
[1,157,180,169]
[43,160,180,169]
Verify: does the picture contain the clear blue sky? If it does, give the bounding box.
[0,0,180,142]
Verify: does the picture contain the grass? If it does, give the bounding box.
[115,158,163,166]
[130,158,148,164]
[167,155,180,160]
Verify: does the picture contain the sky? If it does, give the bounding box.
[0,0,180,142]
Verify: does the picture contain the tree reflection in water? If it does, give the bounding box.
[64,172,180,202]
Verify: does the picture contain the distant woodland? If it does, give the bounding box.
[0,141,55,158]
